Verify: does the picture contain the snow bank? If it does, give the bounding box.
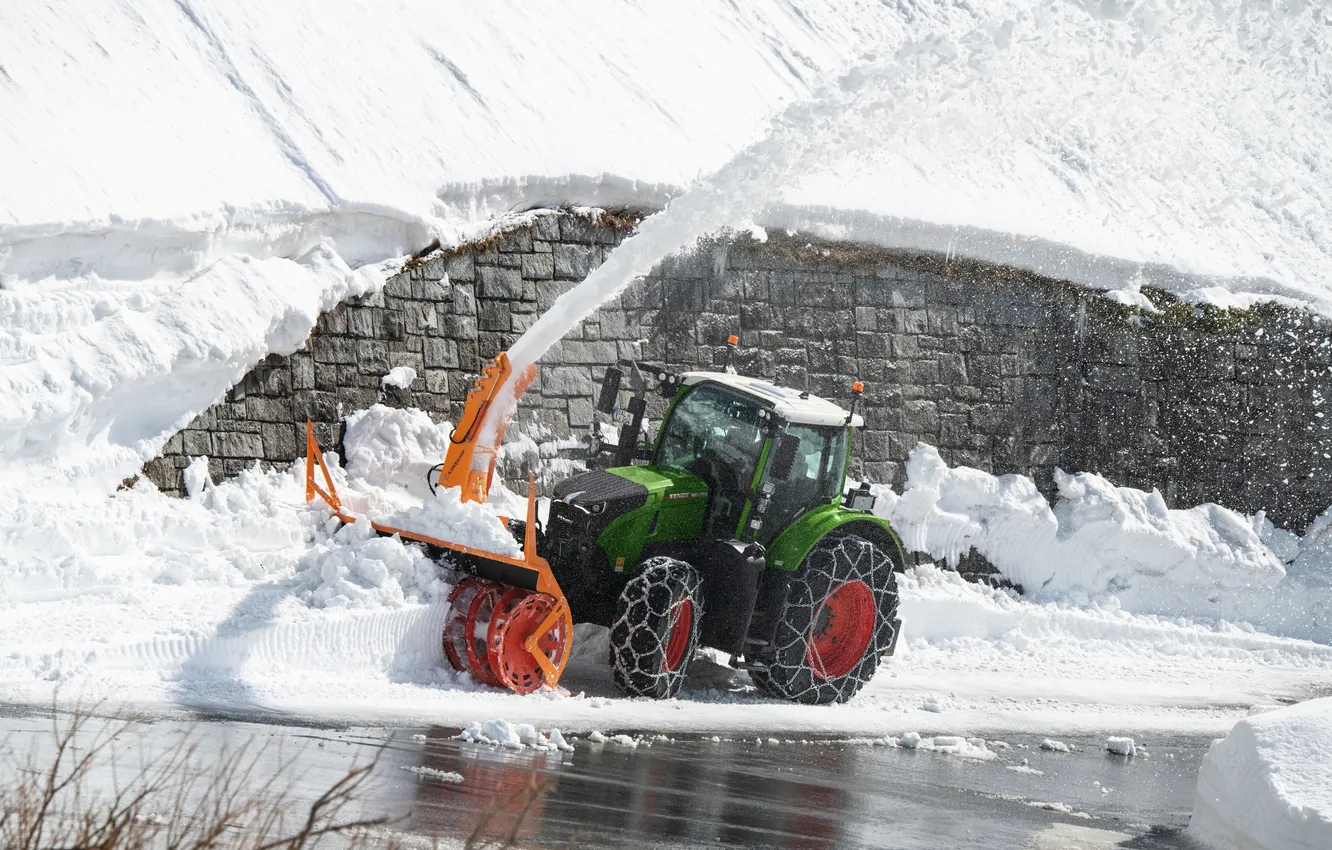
[0,246,395,488]
[291,520,447,609]
[8,400,1332,734]
[1191,698,1332,850]
[877,445,1330,643]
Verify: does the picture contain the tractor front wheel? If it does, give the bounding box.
[751,532,900,705]
[609,557,704,699]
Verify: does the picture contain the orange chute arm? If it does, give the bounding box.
[438,352,537,503]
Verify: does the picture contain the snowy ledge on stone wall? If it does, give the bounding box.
[873,445,1332,645]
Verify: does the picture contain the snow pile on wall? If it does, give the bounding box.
[1191,698,1332,850]
[343,404,454,496]
[876,445,1329,643]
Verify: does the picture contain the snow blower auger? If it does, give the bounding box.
[303,351,573,695]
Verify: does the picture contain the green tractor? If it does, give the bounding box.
[540,360,904,705]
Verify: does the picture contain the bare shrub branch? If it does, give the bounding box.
[0,704,387,850]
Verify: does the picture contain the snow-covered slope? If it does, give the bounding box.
[1192,698,1332,850]
[4,1,1332,486]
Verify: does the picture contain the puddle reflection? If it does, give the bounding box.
[404,735,857,848]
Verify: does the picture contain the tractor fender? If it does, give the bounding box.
[765,504,906,574]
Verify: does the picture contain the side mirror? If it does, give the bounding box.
[844,481,877,513]
[596,366,622,414]
[768,433,800,480]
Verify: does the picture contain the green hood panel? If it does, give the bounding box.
[590,466,709,573]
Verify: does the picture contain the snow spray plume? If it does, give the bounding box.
[479,0,1332,447]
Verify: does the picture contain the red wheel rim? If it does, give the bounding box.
[662,598,693,673]
[462,583,505,687]
[806,579,875,680]
[444,577,486,672]
[484,587,528,686]
[491,593,569,694]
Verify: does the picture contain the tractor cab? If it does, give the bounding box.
[651,374,860,545]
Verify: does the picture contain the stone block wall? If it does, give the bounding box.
[144,212,1332,531]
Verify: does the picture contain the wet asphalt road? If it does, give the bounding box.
[0,707,1206,849]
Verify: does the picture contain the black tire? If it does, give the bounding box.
[751,532,900,705]
[609,556,704,699]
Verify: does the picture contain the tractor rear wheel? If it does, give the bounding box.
[751,532,899,705]
[609,557,704,699]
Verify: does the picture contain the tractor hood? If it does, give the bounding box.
[547,465,709,575]
[551,466,708,512]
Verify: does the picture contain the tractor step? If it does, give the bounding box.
[728,654,770,673]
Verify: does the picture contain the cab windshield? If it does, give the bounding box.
[656,382,767,535]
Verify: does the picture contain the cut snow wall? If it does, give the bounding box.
[143,212,1332,530]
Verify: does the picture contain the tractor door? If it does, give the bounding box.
[753,424,848,545]
[653,382,769,539]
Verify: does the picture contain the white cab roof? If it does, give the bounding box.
[681,371,864,427]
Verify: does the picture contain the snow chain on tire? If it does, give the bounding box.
[609,556,704,699]
[751,532,900,705]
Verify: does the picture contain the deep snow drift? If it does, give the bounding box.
[4,0,1332,489]
[1191,698,1332,850]
[876,445,1332,644]
[3,405,1331,738]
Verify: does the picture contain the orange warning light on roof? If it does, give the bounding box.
[852,381,865,393]
[727,334,739,346]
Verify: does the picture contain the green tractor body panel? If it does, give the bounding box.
[765,503,903,572]
[585,466,708,573]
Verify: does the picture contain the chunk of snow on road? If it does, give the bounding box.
[380,367,417,391]
[457,719,570,752]
[1191,697,1332,850]
[588,731,608,744]
[1106,737,1137,757]
[547,729,574,753]
[609,734,638,748]
[890,733,995,760]
[1007,763,1045,776]
[1025,801,1091,819]
[1041,739,1073,753]
[920,695,945,713]
[402,765,463,783]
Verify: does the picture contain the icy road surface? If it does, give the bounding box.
[0,708,1206,849]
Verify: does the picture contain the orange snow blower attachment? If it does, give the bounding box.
[301,351,572,695]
